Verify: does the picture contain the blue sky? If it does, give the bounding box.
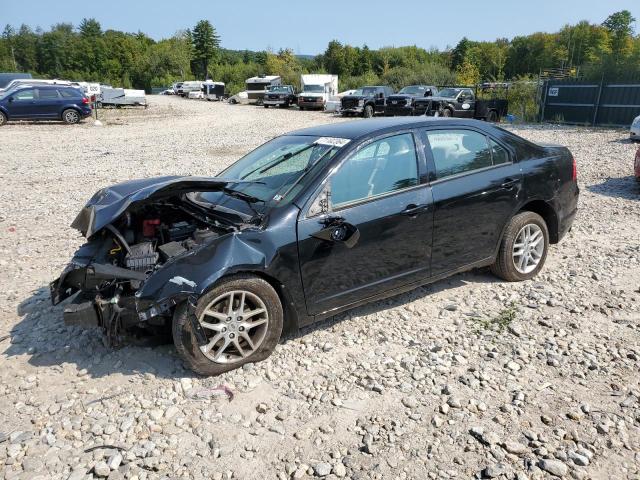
[3,0,638,54]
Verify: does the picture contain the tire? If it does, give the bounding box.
[264,105,269,108]
[491,211,549,282]
[363,105,374,118]
[487,110,498,122]
[442,108,452,117]
[0,111,7,126]
[62,109,81,125]
[299,106,304,111]
[173,274,283,376]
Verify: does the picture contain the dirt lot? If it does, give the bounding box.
[0,96,639,480]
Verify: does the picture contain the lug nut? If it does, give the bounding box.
[222,327,227,332]
[226,317,232,322]
[237,316,243,321]
[238,326,245,332]
[229,333,235,339]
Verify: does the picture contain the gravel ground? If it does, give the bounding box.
[0,96,639,480]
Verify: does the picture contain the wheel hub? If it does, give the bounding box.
[512,223,544,274]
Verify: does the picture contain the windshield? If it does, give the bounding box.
[399,86,429,95]
[303,84,324,93]
[268,86,289,93]
[205,135,348,206]
[438,88,463,98]
[361,87,378,96]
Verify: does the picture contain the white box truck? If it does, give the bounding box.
[298,74,338,110]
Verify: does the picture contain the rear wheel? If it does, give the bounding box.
[62,109,80,124]
[363,104,374,118]
[442,108,452,117]
[491,212,549,282]
[0,111,7,126]
[264,105,269,108]
[173,275,283,376]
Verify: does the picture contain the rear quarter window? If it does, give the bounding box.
[59,89,80,98]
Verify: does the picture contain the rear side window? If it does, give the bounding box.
[426,130,492,179]
[489,138,509,165]
[37,88,60,99]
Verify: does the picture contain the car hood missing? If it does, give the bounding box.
[72,176,241,238]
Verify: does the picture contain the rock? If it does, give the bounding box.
[107,452,122,470]
[313,462,332,477]
[538,459,568,477]
[256,403,268,414]
[94,460,111,477]
[333,463,347,477]
[502,441,527,455]
[67,468,88,480]
[401,396,418,409]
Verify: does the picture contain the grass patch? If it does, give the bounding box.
[471,302,518,334]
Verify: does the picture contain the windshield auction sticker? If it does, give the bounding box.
[315,137,351,147]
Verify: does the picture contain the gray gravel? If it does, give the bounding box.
[0,96,639,479]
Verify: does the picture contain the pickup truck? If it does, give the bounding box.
[340,86,395,117]
[263,85,297,108]
[384,85,438,116]
[414,87,508,121]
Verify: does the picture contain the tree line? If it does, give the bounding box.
[0,11,637,104]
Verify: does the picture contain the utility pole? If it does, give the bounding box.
[10,46,17,71]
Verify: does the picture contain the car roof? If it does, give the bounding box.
[286,117,492,140]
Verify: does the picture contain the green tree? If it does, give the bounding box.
[191,20,220,79]
[602,10,635,57]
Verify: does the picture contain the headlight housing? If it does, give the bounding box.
[633,116,640,126]
[358,99,365,106]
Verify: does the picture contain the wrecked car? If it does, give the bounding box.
[52,117,579,376]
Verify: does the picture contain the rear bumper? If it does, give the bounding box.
[557,183,580,242]
[298,99,324,108]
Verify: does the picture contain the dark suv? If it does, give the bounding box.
[341,86,394,117]
[0,85,93,126]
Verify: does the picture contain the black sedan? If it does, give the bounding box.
[51,118,579,375]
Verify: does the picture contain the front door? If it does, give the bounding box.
[7,88,37,119]
[422,128,521,276]
[297,132,434,315]
[455,90,476,118]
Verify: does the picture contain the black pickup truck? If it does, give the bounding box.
[414,87,508,121]
[384,85,438,116]
[263,85,297,108]
[341,86,395,117]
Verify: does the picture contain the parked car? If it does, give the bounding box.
[635,145,640,181]
[51,117,579,375]
[631,114,640,141]
[0,85,92,125]
[98,87,147,107]
[384,85,438,116]
[0,78,72,93]
[0,72,32,89]
[263,85,297,108]
[415,87,508,121]
[341,86,394,117]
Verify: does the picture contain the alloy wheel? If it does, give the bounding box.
[197,290,269,364]
[512,223,545,274]
[65,110,80,124]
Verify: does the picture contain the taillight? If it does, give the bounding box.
[82,97,89,104]
[572,156,577,181]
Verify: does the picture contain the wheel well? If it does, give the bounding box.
[519,201,559,243]
[204,271,300,336]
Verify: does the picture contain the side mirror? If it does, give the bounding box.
[8,97,14,103]
[378,92,384,99]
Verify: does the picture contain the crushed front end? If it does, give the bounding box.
[50,176,254,344]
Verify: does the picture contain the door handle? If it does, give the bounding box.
[501,178,518,190]
[402,204,430,216]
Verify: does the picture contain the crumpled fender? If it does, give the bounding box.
[134,230,273,319]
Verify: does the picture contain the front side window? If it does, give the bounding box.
[330,133,418,208]
[13,89,35,101]
[426,130,493,179]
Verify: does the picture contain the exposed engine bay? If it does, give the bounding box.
[51,194,248,344]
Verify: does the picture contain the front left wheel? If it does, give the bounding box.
[0,112,7,126]
[173,275,283,376]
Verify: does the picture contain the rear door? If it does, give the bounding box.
[35,87,62,118]
[422,127,521,276]
[456,89,476,118]
[297,131,433,315]
[374,87,386,113]
[7,88,37,119]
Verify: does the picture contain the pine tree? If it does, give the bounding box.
[191,20,220,79]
